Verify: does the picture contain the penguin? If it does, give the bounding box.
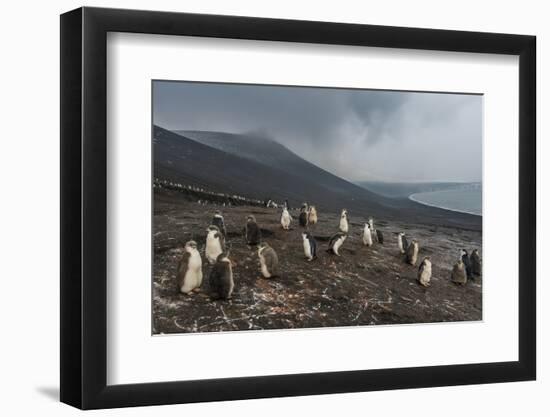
[339,209,349,233]
[406,239,419,266]
[258,242,279,278]
[299,203,309,228]
[280,207,292,230]
[417,256,432,287]
[397,232,407,254]
[362,223,373,246]
[368,217,374,232]
[451,259,467,285]
[376,229,384,245]
[302,231,317,261]
[176,241,203,294]
[245,215,261,246]
[307,205,318,225]
[284,199,291,211]
[327,232,347,256]
[211,210,227,237]
[461,249,473,280]
[205,225,225,264]
[368,217,377,242]
[471,249,482,276]
[208,252,234,300]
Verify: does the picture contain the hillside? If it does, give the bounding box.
[154,126,481,230]
[155,126,387,214]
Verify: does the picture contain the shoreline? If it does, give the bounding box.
[409,192,482,217]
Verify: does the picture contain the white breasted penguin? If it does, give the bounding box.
[205,225,225,264]
[339,209,349,233]
[211,210,227,237]
[307,205,318,225]
[176,241,203,294]
[258,242,279,278]
[397,232,408,254]
[417,256,432,287]
[451,259,467,285]
[327,232,347,256]
[362,223,373,246]
[302,231,317,261]
[471,249,482,276]
[245,215,261,246]
[280,207,292,230]
[299,203,309,228]
[406,239,419,266]
[208,251,234,300]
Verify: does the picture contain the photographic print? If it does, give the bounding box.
[152,81,482,335]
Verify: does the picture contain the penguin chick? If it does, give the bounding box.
[299,203,309,228]
[245,215,261,246]
[205,225,225,264]
[339,209,349,233]
[376,229,384,245]
[211,210,227,237]
[451,259,467,285]
[397,232,407,254]
[176,241,203,294]
[209,252,234,300]
[471,249,482,276]
[417,257,432,287]
[362,223,373,246]
[461,249,473,280]
[307,205,318,225]
[406,240,419,266]
[258,242,279,278]
[280,207,292,230]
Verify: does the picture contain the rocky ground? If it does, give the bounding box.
[153,190,482,334]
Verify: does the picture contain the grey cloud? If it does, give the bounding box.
[153,81,482,182]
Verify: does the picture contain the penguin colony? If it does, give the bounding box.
[176,203,482,301]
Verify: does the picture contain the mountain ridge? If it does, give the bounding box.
[153,125,482,230]
[154,125,388,214]
[175,129,379,197]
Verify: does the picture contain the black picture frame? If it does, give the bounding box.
[60,6,536,410]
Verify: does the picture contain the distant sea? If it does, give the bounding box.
[409,186,482,216]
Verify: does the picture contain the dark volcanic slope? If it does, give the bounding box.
[175,130,298,171]
[155,126,481,230]
[174,129,390,200]
[155,126,387,214]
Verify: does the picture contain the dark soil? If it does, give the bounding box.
[153,190,482,334]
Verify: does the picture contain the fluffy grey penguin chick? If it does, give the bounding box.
[258,242,279,278]
[209,252,234,300]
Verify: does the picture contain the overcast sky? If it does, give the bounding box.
[153,81,482,183]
